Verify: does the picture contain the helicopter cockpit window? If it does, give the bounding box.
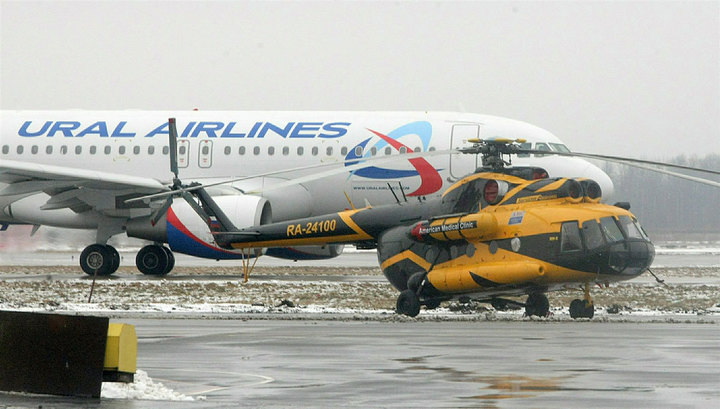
[560,222,583,252]
[549,143,570,153]
[517,142,531,157]
[534,142,551,157]
[617,215,644,240]
[581,220,604,250]
[599,216,624,243]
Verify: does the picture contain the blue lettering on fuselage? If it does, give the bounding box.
[18,120,351,138]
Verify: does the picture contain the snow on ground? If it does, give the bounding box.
[101,370,199,401]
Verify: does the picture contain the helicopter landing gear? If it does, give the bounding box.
[525,292,550,317]
[570,283,595,319]
[396,290,421,317]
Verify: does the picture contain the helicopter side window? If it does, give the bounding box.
[581,220,604,250]
[599,216,624,243]
[560,221,583,252]
[617,215,643,240]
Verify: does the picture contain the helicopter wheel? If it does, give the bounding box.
[396,290,421,317]
[569,298,594,319]
[491,298,509,311]
[525,293,550,317]
[423,298,442,310]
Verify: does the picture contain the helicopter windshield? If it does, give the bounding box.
[581,220,605,250]
[600,217,624,243]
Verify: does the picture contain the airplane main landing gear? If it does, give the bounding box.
[136,244,175,276]
[80,244,120,276]
[525,292,550,317]
[569,283,595,319]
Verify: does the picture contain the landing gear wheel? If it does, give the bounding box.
[136,245,170,276]
[80,244,115,276]
[107,245,120,274]
[525,293,550,317]
[396,290,421,317]
[570,298,594,319]
[161,246,175,274]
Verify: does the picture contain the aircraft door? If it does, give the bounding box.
[450,124,480,179]
[198,140,213,168]
[177,140,190,168]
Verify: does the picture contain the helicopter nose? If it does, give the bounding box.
[607,240,655,276]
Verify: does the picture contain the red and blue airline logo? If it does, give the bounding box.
[345,121,443,196]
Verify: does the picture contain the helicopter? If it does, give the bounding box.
[139,120,719,319]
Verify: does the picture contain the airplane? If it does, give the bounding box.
[0,110,614,276]
[210,138,719,318]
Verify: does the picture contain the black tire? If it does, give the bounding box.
[161,246,175,275]
[583,302,595,319]
[525,293,550,317]
[107,245,120,275]
[424,298,442,310]
[396,290,421,317]
[80,244,114,276]
[569,299,584,319]
[136,245,169,276]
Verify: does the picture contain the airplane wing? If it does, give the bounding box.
[0,159,170,212]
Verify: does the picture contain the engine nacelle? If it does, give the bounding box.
[127,194,272,259]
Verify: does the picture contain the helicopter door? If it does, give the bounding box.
[450,124,480,179]
[198,140,213,168]
[177,140,190,168]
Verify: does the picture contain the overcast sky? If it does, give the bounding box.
[1,0,718,158]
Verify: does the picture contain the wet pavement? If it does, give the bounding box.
[1,319,718,408]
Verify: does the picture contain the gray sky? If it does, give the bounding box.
[1,0,718,158]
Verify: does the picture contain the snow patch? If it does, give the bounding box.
[101,369,198,401]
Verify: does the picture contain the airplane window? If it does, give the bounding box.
[311,146,319,156]
[147,146,154,155]
[617,215,643,239]
[133,146,140,155]
[599,217,624,243]
[297,146,304,155]
[581,220,604,250]
[517,142,531,158]
[2,145,8,154]
[268,146,275,156]
[253,146,260,155]
[414,147,421,153]
[534,143,550,157]
[46,146,53,154]
[61,145,67,154]
[429,147,436,152]
[16,145,23,154]
[341,147,348,155]
[385,147,392,155]
[327,146,333,156]
[106,146,112,155]
[224,146,231,155]
[75,146,82,154]
[283,146,289,155]
[239,146,245,155]
[354,146,363,156]
[370,147,377,156]
[399,147,407,154]
[549,143,571,153]
[119,146,126,155]
[560,221,583,252]
[162,146,169,155]
[31,145,38,154]
[90,146,97,155]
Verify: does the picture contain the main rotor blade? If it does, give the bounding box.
[125,148,459,204]
[168,118,180,182]
[518,149,720,176]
